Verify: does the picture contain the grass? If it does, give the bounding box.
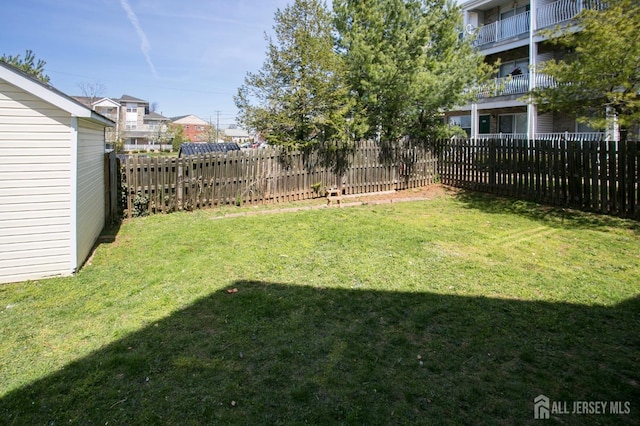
[1,189,639,425]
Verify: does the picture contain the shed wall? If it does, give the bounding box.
[0,80,73,283]
[76,119,106,268]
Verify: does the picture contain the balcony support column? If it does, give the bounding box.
[528,1,538,139]
[471,103,479,139]
[606,105,620,142]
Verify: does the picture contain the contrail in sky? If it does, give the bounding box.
[119,0,158,78]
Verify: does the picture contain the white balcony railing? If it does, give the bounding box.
[535,132,605,140]
[534,73,558,89]
[471,132,606,141]
[475,133,529,140]
[472,0,606,48]
[537,0,606,30]
[476,74,530,98]
[474,11,530,47]
[473,73,559,99]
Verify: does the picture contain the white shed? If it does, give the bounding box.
[0,61,114,284]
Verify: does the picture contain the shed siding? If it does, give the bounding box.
[0,80,73,283]
[76,119,106,268]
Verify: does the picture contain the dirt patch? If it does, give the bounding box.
[344,184,458,203]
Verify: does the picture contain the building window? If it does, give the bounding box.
[499,4,530,39]
[449,115,472,136]
[125,103,138,130]
[500,4,530,21]
[498,113,527,134]
[500,59,529,78]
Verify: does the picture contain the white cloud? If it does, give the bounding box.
[119,0,158,78]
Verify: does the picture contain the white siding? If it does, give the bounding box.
[76,119,105,269]
[0,80,73,283]
[537,112,554,133]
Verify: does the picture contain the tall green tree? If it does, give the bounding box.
[235,0,357,173]
[334,0,492,144]
[530,0,640,131]
[170,124,187,152]
[0,49,51,83]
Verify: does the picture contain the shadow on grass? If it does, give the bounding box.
[2,281,639,425]
[453,190,640,232]
[98,219,123,245]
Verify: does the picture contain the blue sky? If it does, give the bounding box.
[1,0,293,128]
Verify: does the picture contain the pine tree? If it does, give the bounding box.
[334,0,492,144]
[235,0,356,160]
[1,50,50,83]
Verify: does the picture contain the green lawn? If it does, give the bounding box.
[1,190,639,425]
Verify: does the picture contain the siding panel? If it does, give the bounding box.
[76,118,106,268]
[0,80,73,284]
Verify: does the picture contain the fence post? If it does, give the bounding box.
[103,151,118,224]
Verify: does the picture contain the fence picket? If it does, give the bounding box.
[434,136,638,219]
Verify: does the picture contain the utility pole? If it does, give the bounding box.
[215,110,221,142]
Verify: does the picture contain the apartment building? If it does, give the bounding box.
[171,114,212,142]
[448,0,609,140]
[118,95,171,150]
[75,94,171,150]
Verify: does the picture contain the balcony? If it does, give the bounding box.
[474,11,530,47]
[471,0,606,48]
[476,74,529,98]
[474,73,558,100]
[537,0,606,30]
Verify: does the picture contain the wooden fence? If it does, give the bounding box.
[104,150,118,224]
[436,137,639,218]
[120,141,437,217]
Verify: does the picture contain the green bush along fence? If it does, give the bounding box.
[435,136,639,218]
[119,141,437,217]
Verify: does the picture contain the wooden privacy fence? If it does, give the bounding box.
[120,141,437,217]
[436,136,639,218]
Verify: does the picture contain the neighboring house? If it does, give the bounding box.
[171,114,212,142]
[116,95,171,151]
[92,97,121,146]
[75,94,171,151]
[224,127,251,144]
[448,0,609,140]
[0,61,114,284]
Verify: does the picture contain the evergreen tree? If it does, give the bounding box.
[1,50,51,84]
[334,0,492,144]
[235,0,357,174]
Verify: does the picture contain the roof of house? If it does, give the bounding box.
[171,114,210,126]
[178,142,240,157]
[92,97,121,107]
[144,111,170,121]
[72,95,94,107]
[119,94,148,103]
[0,61,114,127]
